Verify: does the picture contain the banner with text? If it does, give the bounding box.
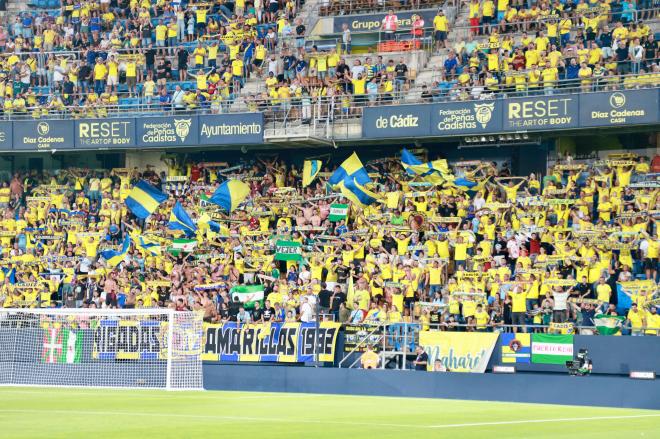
[362,104,431,138]
[202,321,341,363]
[579,89,659,127]
[503,95,579,131]
[419,331,498,372]
[361,90,658,139]
[136,116,199,147]
[332,9,442,33]
[431,100,502,136]
[13,120,74,150]
[198,113,264,145]
[76,118,135,149]
[92,318,202,361]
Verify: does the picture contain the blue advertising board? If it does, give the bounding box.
[198,113,264,145]
[430,100,503,135]
[362,104,431,139]
[0,121,12,150]
[361,89,657,139]
[75,118,135,149]
[502,94,580,131]
[13,120,75,150]
[579,88,659,127]
[136,116,199,148]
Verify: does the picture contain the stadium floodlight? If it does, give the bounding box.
[0,309,203,390]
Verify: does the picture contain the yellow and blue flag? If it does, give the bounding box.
[401,148,449,184]
[209,179,250,212]
[168,202,197,236]
[328,152,371,187]
[125,180,168,219]
[336,178,379,208]
[198,213,221,233]
[99,234,131,268]
[130,232,161,256]
[302,160,322,187]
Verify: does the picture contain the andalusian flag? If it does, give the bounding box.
[531,334,574,364]
[329,204,348,221]
[302,160,322,187]
[594,314,625,335]
[274,240,303,262]
[42,327,83,364]
[230,285,265,309]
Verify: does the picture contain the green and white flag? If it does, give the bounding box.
[329,204,348,222]
[168,238,197,256]
[274,240,303,262]
[230,285,265,309]
[531,334,573,364]
[594,314,625,335]
[61,330,83,364]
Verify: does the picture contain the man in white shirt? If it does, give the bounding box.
[171,85,185,110]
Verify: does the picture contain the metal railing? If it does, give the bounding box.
[1,73,654,122]
[315,0,455,17]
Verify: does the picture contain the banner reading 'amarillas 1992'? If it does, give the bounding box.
[362,88,659,139]
[0,112,264,151]
[202,321,341,363]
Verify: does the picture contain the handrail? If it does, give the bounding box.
[0,76,656,121]
[315,0,454,17]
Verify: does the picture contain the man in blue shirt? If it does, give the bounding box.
[158,88,172,110]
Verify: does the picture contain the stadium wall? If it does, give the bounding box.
[488,335,660,376]
[334,333,660,376]
[203,364,660,410]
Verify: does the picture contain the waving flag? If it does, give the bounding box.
[209,180,250,212]
[337,178,379,208]
[125,180,168,219]
[400,148,449,184]
[168,202,197,236]
[594,314,625,335]
[230,285,265,309]
[328,152,371,187]
[198,213,221,233]
[131,232,161,256]
[99,234,131,268]
[302,160,322,187]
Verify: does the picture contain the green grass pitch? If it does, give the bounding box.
[0,387,658,438]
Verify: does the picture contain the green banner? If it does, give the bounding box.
[274,240,303,262]
[531,334,574,364]
[329,204,348,222]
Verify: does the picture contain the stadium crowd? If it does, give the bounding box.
[0,1,656,119]
[0,148,658,336]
